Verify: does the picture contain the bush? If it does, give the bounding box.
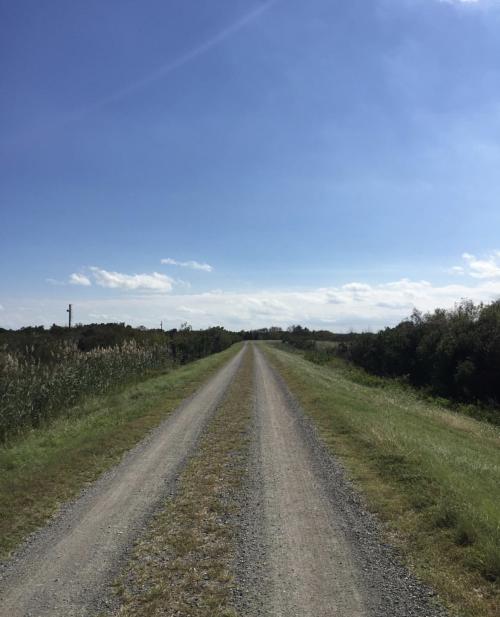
[339,300,500,419]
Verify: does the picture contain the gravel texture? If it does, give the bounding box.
[0,342,449,617]
[233,344,448,617]
[0,347,245,617]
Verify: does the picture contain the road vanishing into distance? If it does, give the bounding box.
[0,343,445,617]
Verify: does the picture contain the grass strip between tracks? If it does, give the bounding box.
[0,343,242,559]
[262,342,499,617]
[110,346,253,617]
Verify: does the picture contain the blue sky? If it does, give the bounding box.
[1,0,500,330]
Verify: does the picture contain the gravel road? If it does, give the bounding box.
[0,343,447,617]
[238,345,446,617]
[0,346,245,617]
[252,345,366,617]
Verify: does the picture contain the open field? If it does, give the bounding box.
[262,342,500,617]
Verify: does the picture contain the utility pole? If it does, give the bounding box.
[67,304,72,329]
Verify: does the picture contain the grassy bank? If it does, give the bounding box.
[0,343,242,559]
[111,345,253,617]
[262,343,500,617]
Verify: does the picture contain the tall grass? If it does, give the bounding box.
[0,344,242,558]
[0,341,173,442]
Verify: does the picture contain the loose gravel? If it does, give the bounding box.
[0,347,245,617]
[0,343,449,617]
[233,345,448,617]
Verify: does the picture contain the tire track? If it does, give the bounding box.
[0,345,246,617]
[253,345,366,617]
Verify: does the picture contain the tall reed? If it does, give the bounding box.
[0,341,173,442]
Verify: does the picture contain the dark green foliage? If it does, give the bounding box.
[279,302,500,422]
[340,300,500,418]
[168,325,240,364]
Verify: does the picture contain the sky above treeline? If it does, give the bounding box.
[1,0,500,332]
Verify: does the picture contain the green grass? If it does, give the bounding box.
[110,345,253,617]
[0,343,242,559]
[262,342,500,617]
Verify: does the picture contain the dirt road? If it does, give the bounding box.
[0,346,245,617]
[253,345,366,616]
[241,345,444,617]
[0,343,444,617]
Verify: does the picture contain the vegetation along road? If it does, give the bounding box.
[0,342,498,617]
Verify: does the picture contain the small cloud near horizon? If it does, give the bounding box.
[451,251,500,279]
[48,267,178,293]
[161,258,213,272]
[27,251,500,331]
[69,273,92,286]
[90,267,175,292]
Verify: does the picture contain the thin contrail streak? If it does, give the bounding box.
[4,1,277,149]
[88,0,277,112]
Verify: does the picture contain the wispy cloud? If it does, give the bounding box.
[87,1,277,112]
[161,258,213,272]
[69,273,92,286]
[90,267,175,292]
[452,251,500,279]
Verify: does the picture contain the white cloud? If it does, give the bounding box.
[161,258,213,272]
[3,276,500,332]
[89,267,175,293]
[455,251,500,279]
[0,304,4,311]
[69,273,91,286]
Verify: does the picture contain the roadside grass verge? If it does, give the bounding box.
[294,343,500,427]
[110,344,253,617]
[0,343,242,559]
[262,343,500,617]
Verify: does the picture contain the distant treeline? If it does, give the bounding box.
[0,323,241,442]
[280,325,354,347]
[283,301,500,419]
[0,322,240,364]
